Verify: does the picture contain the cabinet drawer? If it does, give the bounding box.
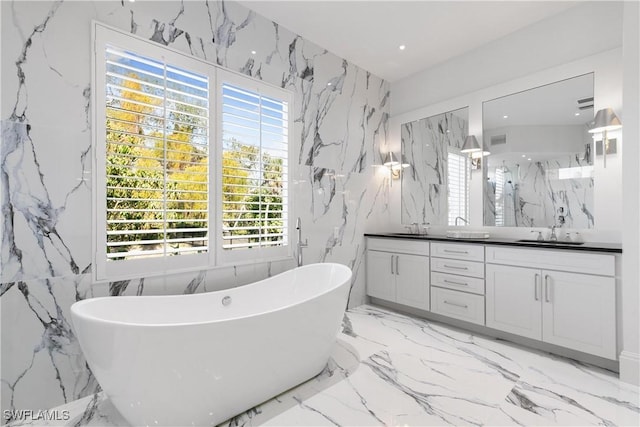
[431,257,485,279]
[485,246,614,276]
[367,238,429,256]
[431,287,485,325]
[431,271,485,295]
[431,242,484,262]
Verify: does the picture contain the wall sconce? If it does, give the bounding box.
[383,152,410,181]
[588,108,622,168]
[460,135,490,171]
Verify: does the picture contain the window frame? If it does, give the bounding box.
[92,22,294,283]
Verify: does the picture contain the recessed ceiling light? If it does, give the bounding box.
[503,115,509,119]
[575,112,580,116]
[522,154,526,158]
[327,82,332,86]
[251,50,257,55]
[528,158,532,161]
[399,45,406,51]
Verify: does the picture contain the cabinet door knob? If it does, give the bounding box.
[544,275,551,303]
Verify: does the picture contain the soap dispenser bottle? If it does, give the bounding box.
[531,230,544,241]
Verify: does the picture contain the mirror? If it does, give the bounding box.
[401,107,470,226]
[483,73,595,228]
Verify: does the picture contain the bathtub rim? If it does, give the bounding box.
[71,262,352,328]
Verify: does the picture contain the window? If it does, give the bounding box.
[95,25,215,280]
[217,71,291,263]
[94,24,292,281]
[495,167,505,227]
[447,151,470,226]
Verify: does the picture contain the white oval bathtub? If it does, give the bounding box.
[71,263,352,426]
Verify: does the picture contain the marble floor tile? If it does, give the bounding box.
[7,304,639,427]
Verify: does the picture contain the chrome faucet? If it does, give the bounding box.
[548,225,558,242]
[455,216,469,226]
[295,217,308,267]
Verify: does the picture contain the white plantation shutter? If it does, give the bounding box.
[447,151,470,226]
[220,80,290,254]
[495,168,505,226]
[105,47,209,259]
[95,24,215,281]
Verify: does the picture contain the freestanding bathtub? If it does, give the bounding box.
[71,263,352,426]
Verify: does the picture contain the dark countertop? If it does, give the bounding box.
[364,232,623,254]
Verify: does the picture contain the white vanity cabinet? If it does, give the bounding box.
[366,238,430,310]
[364,235,620,362]
[429,242,485,325]
[486,246,616,359]
[485,264,541,339]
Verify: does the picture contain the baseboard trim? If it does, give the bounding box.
[619,350,640,385]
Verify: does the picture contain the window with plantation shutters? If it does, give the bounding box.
[94,24,293,280]
[95,24,215,280]
[219,76,290,256]
[447,151,470,226]
[495,167,505,226]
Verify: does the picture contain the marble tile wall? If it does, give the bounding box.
[0,0,390,416]
[400,109,468,225]
[485,156,594,228]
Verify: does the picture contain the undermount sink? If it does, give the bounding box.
[516,239,585,245]
[446,230,490,239]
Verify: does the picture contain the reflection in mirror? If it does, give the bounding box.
[483,73,595,228]
[401,107,469,226]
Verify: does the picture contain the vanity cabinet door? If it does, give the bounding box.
[366,250,396,301]
[486,264,542,340]
[541,271,616,359]
[395,254,429,310]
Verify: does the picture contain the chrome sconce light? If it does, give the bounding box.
[460,135,490,171]
[383,152,410,182]
[588,108,622,168]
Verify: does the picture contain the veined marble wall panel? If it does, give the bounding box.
[400,109,468,225]
[485,157,594,228]
[1,0,389,416]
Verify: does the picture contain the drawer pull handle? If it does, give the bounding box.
[444,264,468,270]
[396,254,399,275]
[444,249,469,254]
[390,255,394,275]
[534,273,540,301]
[443,279,468,286]
[444,300,468,309]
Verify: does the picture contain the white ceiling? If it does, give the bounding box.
[238,1,579,82]
[483,72,594,129]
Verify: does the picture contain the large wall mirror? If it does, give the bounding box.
[401,107,470,226]
[483,73,595,228]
